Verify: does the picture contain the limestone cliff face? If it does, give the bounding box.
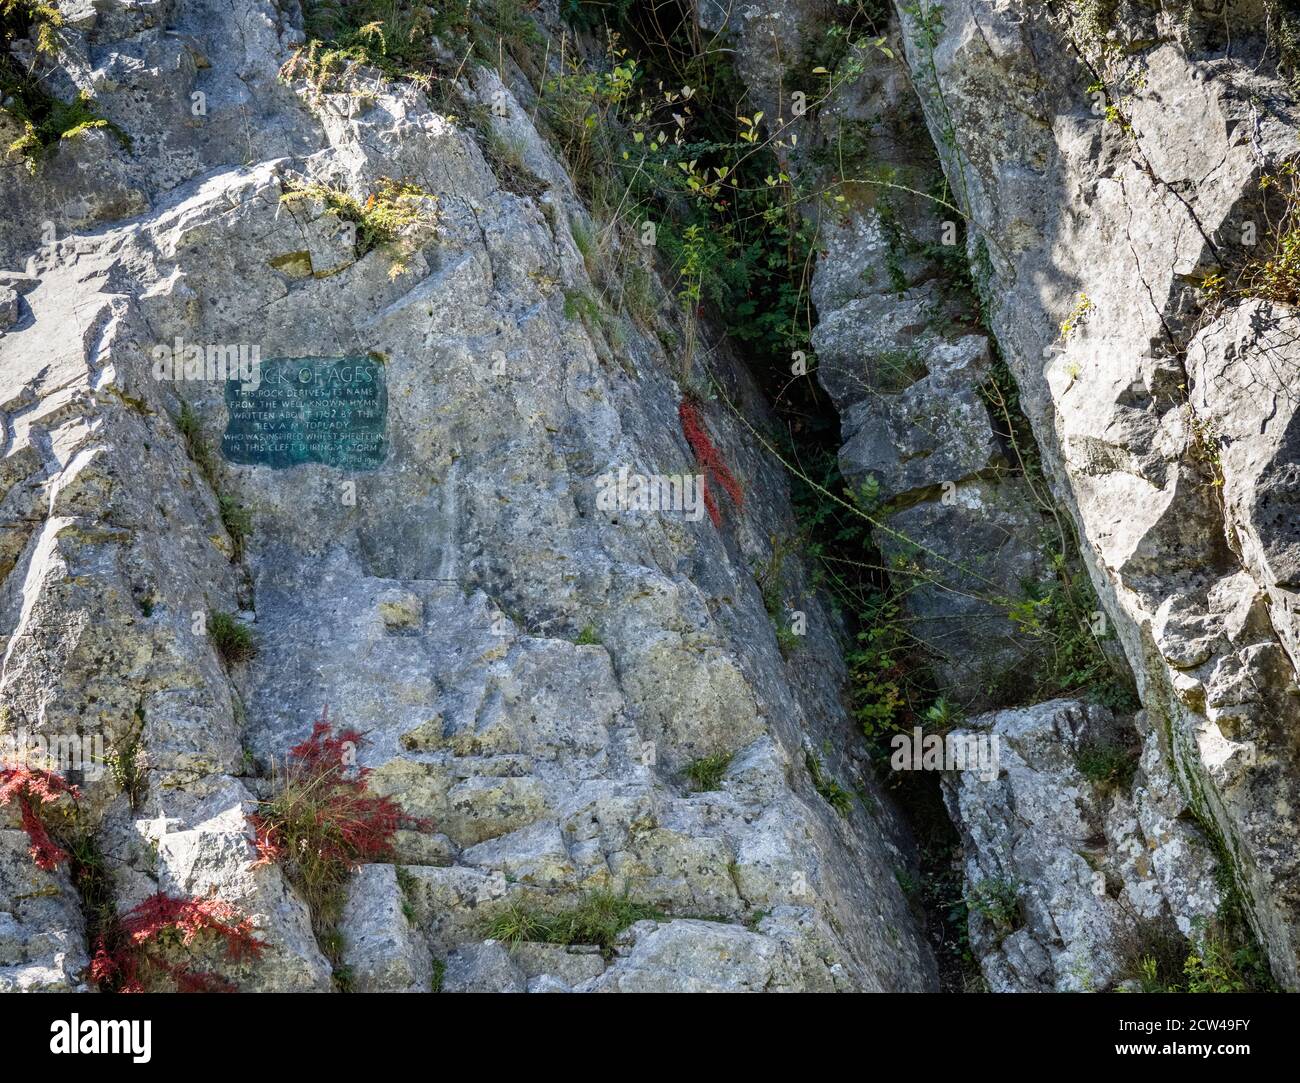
[3,0,1298,996]
[0,0,936,991]
[888,0,1300,990]
[706,0,1300,991]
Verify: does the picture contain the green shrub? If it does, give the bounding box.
[208,611,256,666]
[969,877,1022,939]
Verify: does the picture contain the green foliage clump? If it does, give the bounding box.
[969,877,1022,940]
[484,889,662,957]
[280,177,439,277]
[2,2,128,170]
[573,623,601,645]
[682,752,732,792]
[1074,736,1138,789]
[208,611,257,666]
[5,89,123,172]
[805,751,853,816]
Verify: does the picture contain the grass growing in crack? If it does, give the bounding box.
[394,865,420,924]
[483,889,662,957]
[573,624,601,646]
[218,494,253,562]
[106,705,148,811]
[1074,736,1138,790]
[969,877,1022,941]
[176,402,256,561]
[208,611,256,666]
[805,751,854,816]
[681,751,732,792]
[176,401,214,477]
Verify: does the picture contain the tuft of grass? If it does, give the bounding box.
[481,125,548,198]
[483,888,662,957]
[573,623,601,645]
[176,400,215,480]
[805,751,854,816]
[682,751,732,792]
[218,494,253,562]
[208,610,257,666]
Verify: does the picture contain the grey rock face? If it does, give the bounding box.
[719,4,1054,703]
[0,0,936,992]
[340,864,432,992]
[944,699,1221,991]
[894,0,1300,987]
[0,827,88,992]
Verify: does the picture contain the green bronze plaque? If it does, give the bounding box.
[221,356,387,469]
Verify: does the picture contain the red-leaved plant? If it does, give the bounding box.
[249,709,403,873]
[0,764,80,870]
[679,399,744,528]
[248,708,413,975]
[91,892,265,993]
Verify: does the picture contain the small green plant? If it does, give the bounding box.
[754,535,803,655]
[280,177,439,278]
[1059,291,1094,340]
[1074,736,1138,790]
[969,877,1022,939]
[483,889,662,957]
[1005,552,1132,705]
[394,865,420,925]
[1198,163,1300,308]
[805,751,853,816]
[106,705,148,811]
[682,752,732,792]
[430,957,446,992]
[208,610,257,666]
[1181,920,1269,993]
[1184,405,1225,490]
[218,494,253,562]
[922,697,961,730]
[176,400,215,481]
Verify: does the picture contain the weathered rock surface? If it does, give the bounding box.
[944,698,1221,991]
[0,0,936,992]
[711,2,1053,703]
[895,0,1300,988]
